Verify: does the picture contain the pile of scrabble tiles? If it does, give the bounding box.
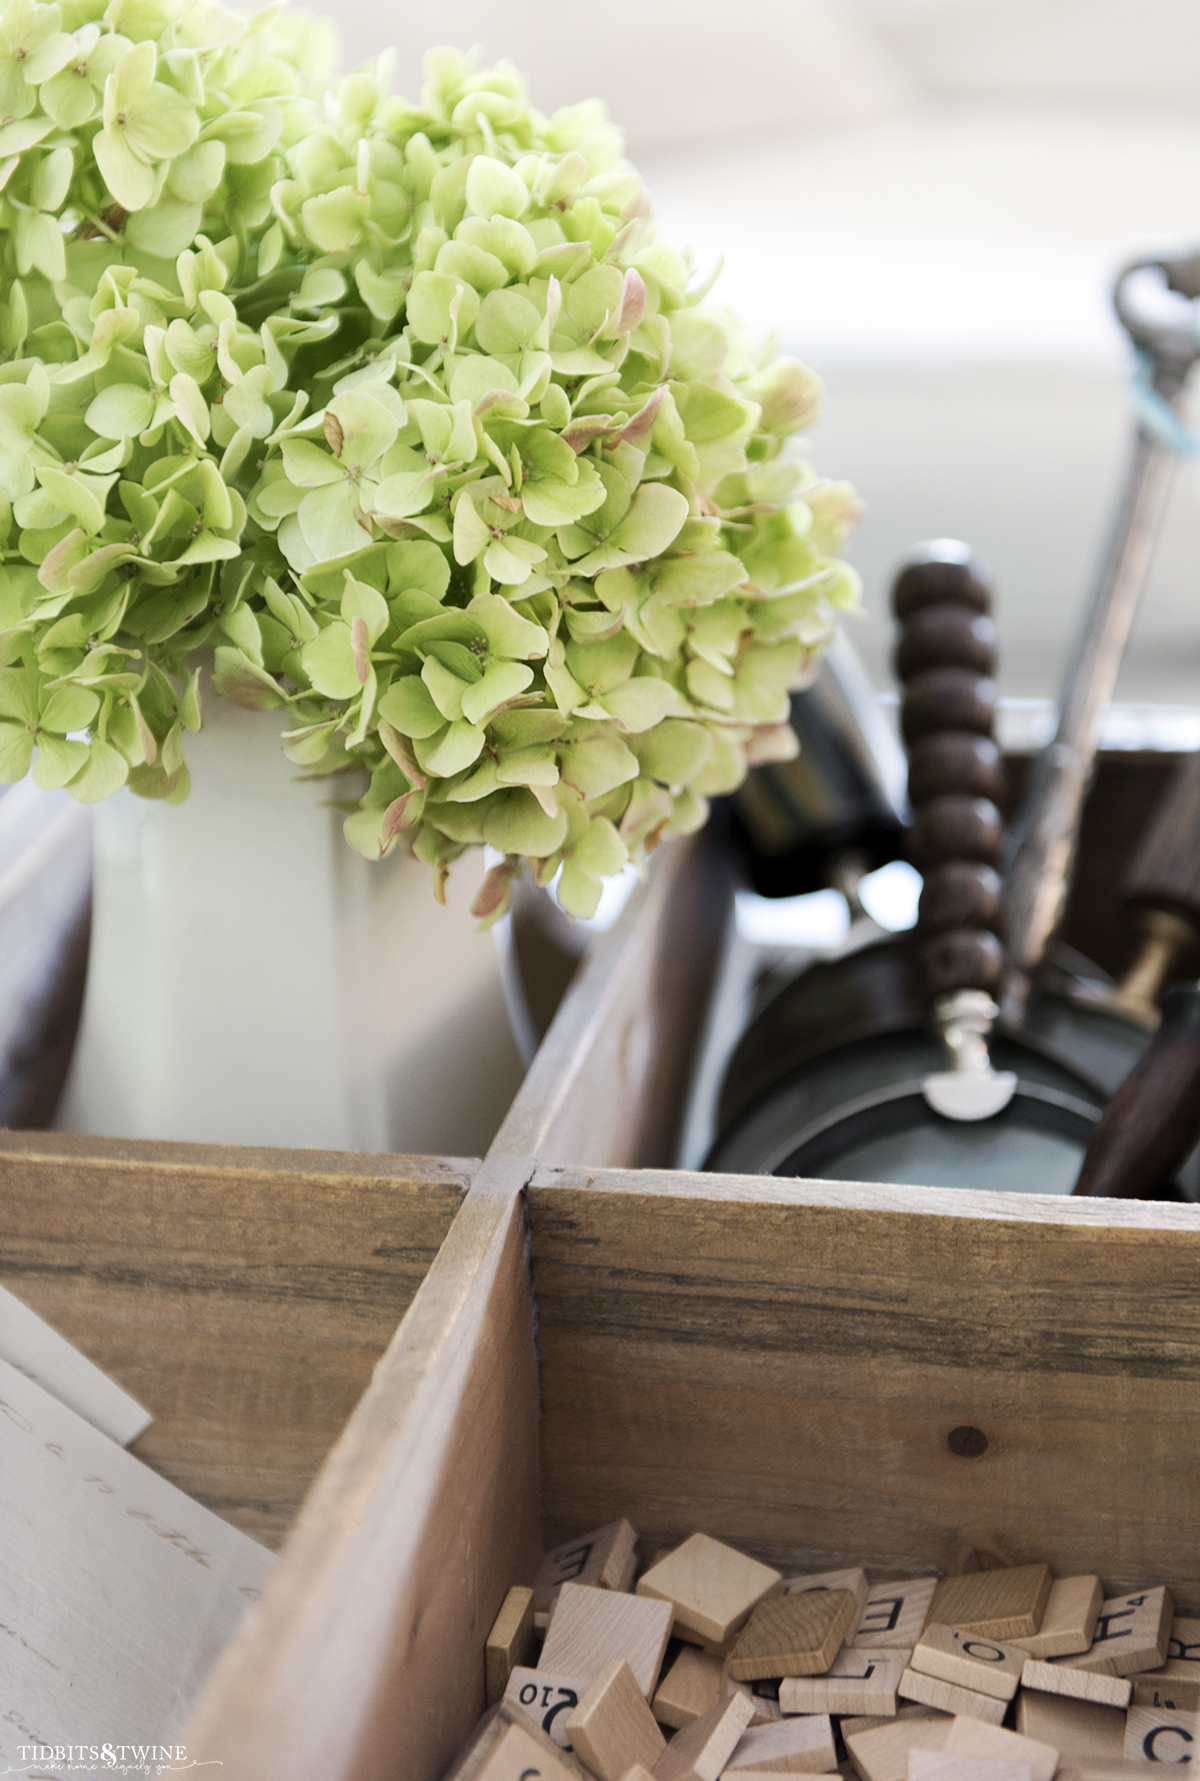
[447,1521,1196,1779]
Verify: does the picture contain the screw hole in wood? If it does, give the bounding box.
[947,1425,989,1458]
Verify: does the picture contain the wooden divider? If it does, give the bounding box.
[181,832,728,1778]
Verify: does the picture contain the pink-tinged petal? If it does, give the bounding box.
[351,613,370,684]
[323,409,344,456]
[604,386,666,450]
[744,721,800,765]
[561,414,617,454]
[617,268,646,334]
[379,790,419,856]
[378,717,427,788]
[471,858,516,923]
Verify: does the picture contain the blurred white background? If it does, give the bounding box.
[314,0,1200,704]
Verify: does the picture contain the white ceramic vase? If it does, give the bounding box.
[54,694,525,1154]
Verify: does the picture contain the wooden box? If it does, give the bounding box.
[169,839,1200,1781]
[0,1132,473,1546]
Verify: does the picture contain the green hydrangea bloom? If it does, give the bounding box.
[0,11,860,921]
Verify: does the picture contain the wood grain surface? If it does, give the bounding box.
[0,1131,472,1544]
[182,1153,542,1781]
[526,1167,1200,1597]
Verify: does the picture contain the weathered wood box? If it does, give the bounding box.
[0,1133,472,1546]
[138,839,1197,1781]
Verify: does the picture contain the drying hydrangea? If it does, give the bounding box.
[0,2,860,919]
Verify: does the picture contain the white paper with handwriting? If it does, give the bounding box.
[0,1285,152,1448]
[0,1358,274,1776]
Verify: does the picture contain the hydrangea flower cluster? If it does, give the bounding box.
[0,0,860,919]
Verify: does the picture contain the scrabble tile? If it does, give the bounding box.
[1054,1765,1175,1781]
[1053,1587,1173,1680]
[444,1700,590,1781]
[542,1582,674,1700]
[719,1772,840,1780]
[723,1669,784,1726]
[728,1591,857,1681]
[897,1670,1006,1725]
[567,1659,667,1781]
[853,1582,939,1650]
[927,1568,1053,1643]
[1131,1662,1200,1711]
[910,1625,1025,1702]
[845,1717,953,1781]
[722,1715,837,1774]
[1123,1704,1200,1765]
[1007,1577,1102,1661]
[487,1586,537,1705]
[906,1755,1031,1781]
[639,1536,783,1647]
[620,1770,657,1781]
[1019,1659,1131,1710]
[505,1669,590,1748]
[535,1521,640,1613]
[778,1648,909,1717]
[841,1712,949,1740]
[654,1691,756,1781]
[1167,1619,1200,1664]
[654,1648,726,1730]
[782,1568,869,1631]
[940,1717,1058,1781]
[1015,1688,1125,1757]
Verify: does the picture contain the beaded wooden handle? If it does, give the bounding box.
[891,548,1005,1000]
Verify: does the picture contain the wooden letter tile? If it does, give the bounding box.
[1050,1587,1173,1680]
[927,1569,1053,1643]
[566,1659,667,1781]
[654,1648,726,1731]
[535,1521,640,1613]
[1019,1658,1130,1710]
[1168,1618,1200,1664]
[542,1582,674,1700]
[1007,1577,1102,1661]
[639,1536,782,1647]
[487,1586,537,1706]
[728,1591,857,1681]
[722,1715,837,1774]
[842,1711,950,1740]
[1131,1661,1200,1711]
[505,1668,589,1748]
[779,1649,909,1717]
[906,1756,1031,1781]
[782,1568,869,1628]
[444,1701,589,1781]
[717,1773,840,1781]
[853,1581,939,1650]
[723,1669,783,1726]
[911,1625,1024,1702]
[1015,1689,1125,1757]
[897,1670,1006,1725]
[845,1718,953,1781]
[940,1718,1058,1781]
[1124,1704,1200,1765]
[654,1691,756,1781]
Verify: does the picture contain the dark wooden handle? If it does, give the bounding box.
[892,549,1004,999]
[1123,751,1200,927]
[1073,982,1200,1197]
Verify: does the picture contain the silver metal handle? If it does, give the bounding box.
[1000,255,1200,1025]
